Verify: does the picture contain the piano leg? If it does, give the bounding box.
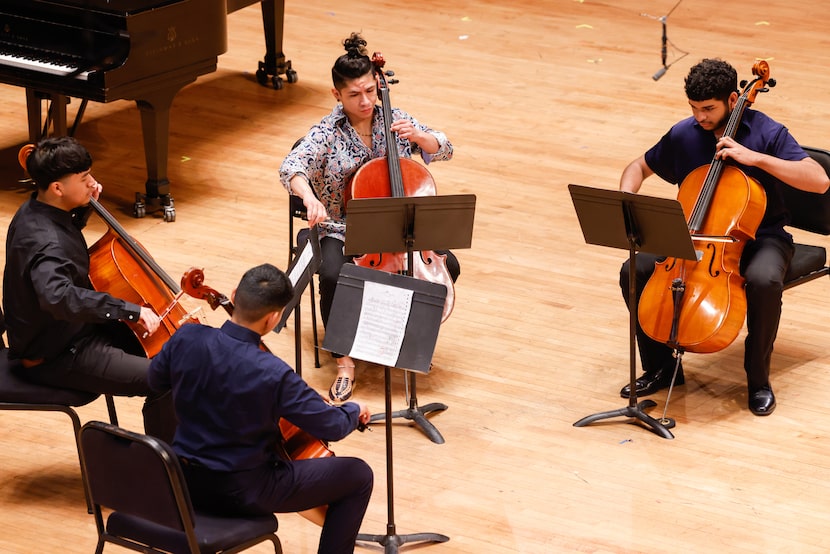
[25,89,69,141]
[24,90,88,146]
[255,0,297,89]
[134,90,177,223]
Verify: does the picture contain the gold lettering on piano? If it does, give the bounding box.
[142,26,202,58]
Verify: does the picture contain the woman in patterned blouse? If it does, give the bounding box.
[279,32,456,403]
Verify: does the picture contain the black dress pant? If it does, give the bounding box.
[182,455,373,554]
[15,325,177,442]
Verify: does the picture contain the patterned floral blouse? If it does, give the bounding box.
[279,103,453,243]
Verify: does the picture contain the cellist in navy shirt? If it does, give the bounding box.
[148,263,373,554]
[617,59,829,416]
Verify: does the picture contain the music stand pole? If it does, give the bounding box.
[567,184,697,439]
[323,264,451,551]
[572,211,674,438]
[369,247,447,444]
[356,364,449,552]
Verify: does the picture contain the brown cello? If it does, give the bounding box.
[17,143,199,357]
[347,52,455,322]
[180,267,331,526]
[86,200,203,357]
[637,61,773,353]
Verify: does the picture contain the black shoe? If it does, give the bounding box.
[749,386,775,416]
[620,366,684,398]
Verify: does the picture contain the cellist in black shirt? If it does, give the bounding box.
[3,136,175,441]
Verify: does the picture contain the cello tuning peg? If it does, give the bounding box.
[739,79,748,88]
[385,69,395,76]
[767,78,776,87]
[388,78,399,85]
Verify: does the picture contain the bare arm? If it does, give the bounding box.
[619,155,655,193]
[716,137,830,193]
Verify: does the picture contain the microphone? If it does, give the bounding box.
[652,16,668,81]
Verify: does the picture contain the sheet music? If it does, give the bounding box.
[288,238,314,286]
[349,281,414,367]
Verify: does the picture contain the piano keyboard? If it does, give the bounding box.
[0,50,91,79]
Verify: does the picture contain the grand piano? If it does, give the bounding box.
[0,0,295,221]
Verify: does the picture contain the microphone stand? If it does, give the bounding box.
[652,16,668,81]
[643,0,687,81]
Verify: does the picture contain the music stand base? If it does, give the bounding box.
[370,401,447,444]
[573,399,675,439]
[356,529,449,554]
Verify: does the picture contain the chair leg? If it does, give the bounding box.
[309,277,321,368]
[105,395,118,425]
[293,303,303,377]
[63,406,95,514]
[0,403,98,512]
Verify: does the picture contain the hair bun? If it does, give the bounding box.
[343,33,368,58]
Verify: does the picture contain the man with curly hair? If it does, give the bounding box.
[616,58,829,415]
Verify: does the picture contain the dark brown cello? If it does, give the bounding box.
[180,267,331,526]
[638,61,773,353]
[347,52,455,322]
[17,143,199,357]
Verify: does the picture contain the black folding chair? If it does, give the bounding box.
[79,421,282,554]
[782,146,830,289]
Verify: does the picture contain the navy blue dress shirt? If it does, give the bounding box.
[148,320,361,472]
[644,108,808,240]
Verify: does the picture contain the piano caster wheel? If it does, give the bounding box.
[133,193,175,221]
[134,193,146,218]
[255,62,297,89]
[255,70,282,89]
[255,67,268,87]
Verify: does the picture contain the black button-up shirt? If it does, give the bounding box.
[3,193,141,361]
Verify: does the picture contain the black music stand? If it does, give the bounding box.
[341,194,476,444]
[568,184,697,439]
[324,263,449,552]
[271,225,321,377]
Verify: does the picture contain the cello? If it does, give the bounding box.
[86,199,203,357]
[637,61,773,353]
[17,143,200,357]
[347,52,456,322]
